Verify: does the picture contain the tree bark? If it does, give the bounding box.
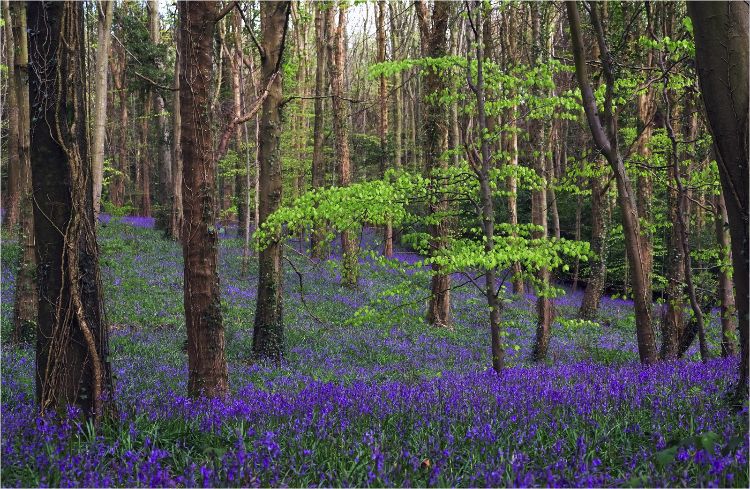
[170,22,183,240]
[416,0,452,327]
[92,0,114,218]
[2,0,20,230]
[377,0,393,258]
[179,0,228,398]
[110,38,127,208]
[8,0,37,345]
[688,1,749,390]
[252,1,290,362]
[715,191,738,357]
[567,1,659,364]
[28,0,113,418]
[327,4,359,287]
[579,159,609,319]
[310,2,328,258]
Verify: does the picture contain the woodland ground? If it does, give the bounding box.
[1,216,748,487]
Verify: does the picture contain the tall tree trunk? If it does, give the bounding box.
[688,1,749,391]
[252,1,290,362]
[715,191,738,357]
[139,93,153,217]
[9,1,37,344]
[170,23,183,240]
[310,2,328,258]
[327,4,358,287]
[579,159,609,319]
[530,3,553,361]
[661,157,687,359]
[2,0,20,230]
[465,2,503,372]
[378,0,393,258]
[567,1,658,364]
[28,0,113,418]
[389,3,403,170]
[179,0,228,398]
[110,40,127,208]
[92,0,114,218]
[416,0,451,327]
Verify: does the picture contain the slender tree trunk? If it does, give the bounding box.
[579,160,609,319]
[92,0,114,218]
[29,0,113,418]
[390,3,403,170]
[170,23,183,240]
[567,1,658,364]
[530,4,553,361]
[661,158,686,359]
[139,93,153,217]
[688,1,749,391]
[179,0,228,398]
[310,3,328,258]
[110,41,127,208]
[416,0,452,327]
[252,1,290,362]
[467,3,503,372]
[327,4,358,287]
[2,1,20,230]
[9,1,37,344]
[715,191,738,357]
[377,0,393,258]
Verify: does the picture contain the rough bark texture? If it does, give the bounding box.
[467,3,503,372]
[327,4,358,287]
[3,0,20,231]
[416,0,452,327]
[688,1,749,391]
[110,39,127,208]
[715,191,737,357]
[10,0,37,344]
[179,0,228,398]
[310,3,327,258]
[28,0,113,418]
[567,1,658,364]
[579,160,609,319]
[92,0,114,217]
[377,0,393,258]
[530,4,554,361]
[170,24,183,240]
[661,160,686,359]
[252,1,290,362]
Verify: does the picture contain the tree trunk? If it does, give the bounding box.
[688,1,749,391]
[327,4,358,287]
[92,0,114,218]
[416,0,452,327]
[467,3,503,372]
[579,160,609,319]
[28,0,113,418]
[9,0,37,345]
[390,3,403,170]
[252,1,290,362]
[170,23,183,240]
[179,0,228,398]
[110,40,127,208]
[139,93,153,217]
[715,191,738,357]
[2,0,20,231]
[530,3,554,361]
[310,2,327,258]
[567,1,659,364]
[377,0,393,258]
[661,158,686,359]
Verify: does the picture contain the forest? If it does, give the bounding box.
[0,0,748,487]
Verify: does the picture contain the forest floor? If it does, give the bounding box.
[1,216,748,487]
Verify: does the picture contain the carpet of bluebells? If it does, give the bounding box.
[1,215,748,487]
